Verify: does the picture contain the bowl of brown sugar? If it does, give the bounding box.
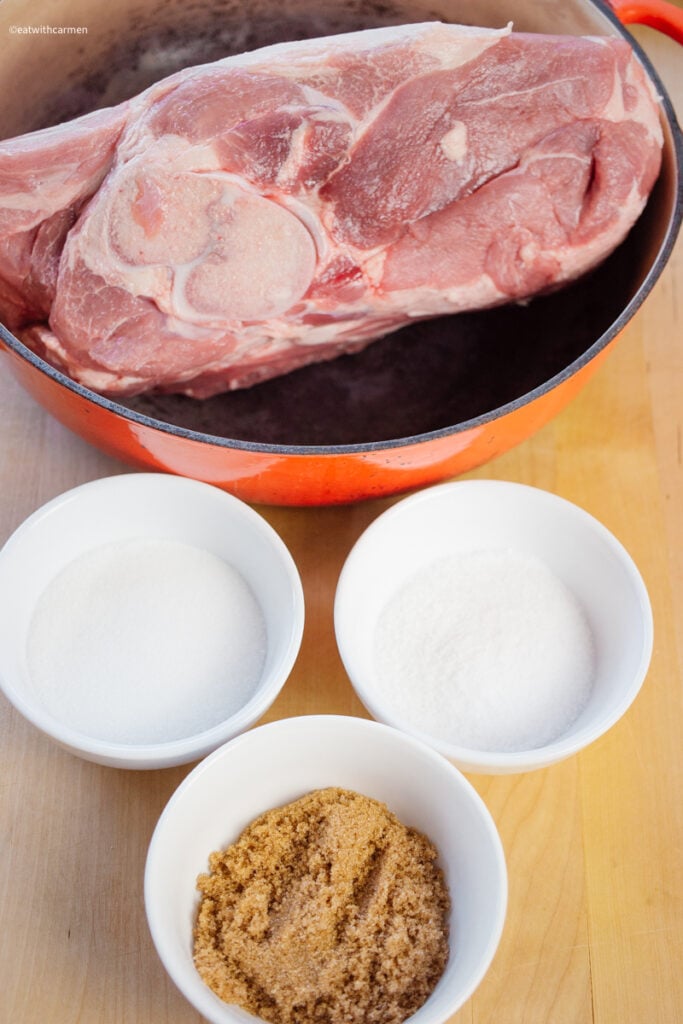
[144,715,507,1024]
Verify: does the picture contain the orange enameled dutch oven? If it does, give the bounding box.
[0,0,681,505]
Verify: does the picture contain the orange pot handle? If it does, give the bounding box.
[607,0,683,44]
[0,325,12,355]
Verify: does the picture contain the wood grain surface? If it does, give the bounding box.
[1,21,681,1024]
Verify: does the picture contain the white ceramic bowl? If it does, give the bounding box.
[144,714,507,1024]
[0,473,304,769]
[334,480,653,774]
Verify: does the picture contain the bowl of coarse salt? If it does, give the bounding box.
[0,473,304,769]
[334,480,653,774]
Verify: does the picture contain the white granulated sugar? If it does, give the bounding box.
[26,538,267,744]
[374,548,595,752]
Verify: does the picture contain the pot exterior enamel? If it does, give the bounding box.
[0,332,617,505]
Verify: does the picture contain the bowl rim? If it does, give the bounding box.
[0,2,680,458]
[334,479,655,771]
[0,473,305,767]
[144,713,509,1023]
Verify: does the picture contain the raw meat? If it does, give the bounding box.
[0,22,663,398]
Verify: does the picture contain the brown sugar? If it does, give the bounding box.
[193,787,450,1024]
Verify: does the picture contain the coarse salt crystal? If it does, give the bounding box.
[26,538,267,744]
[373,547,595,752]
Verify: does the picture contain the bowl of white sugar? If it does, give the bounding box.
[334,480,653,774]
[0,473,304,769]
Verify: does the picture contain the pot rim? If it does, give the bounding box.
[1,0,681,458]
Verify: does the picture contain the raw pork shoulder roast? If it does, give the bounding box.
[0,22,663,398]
